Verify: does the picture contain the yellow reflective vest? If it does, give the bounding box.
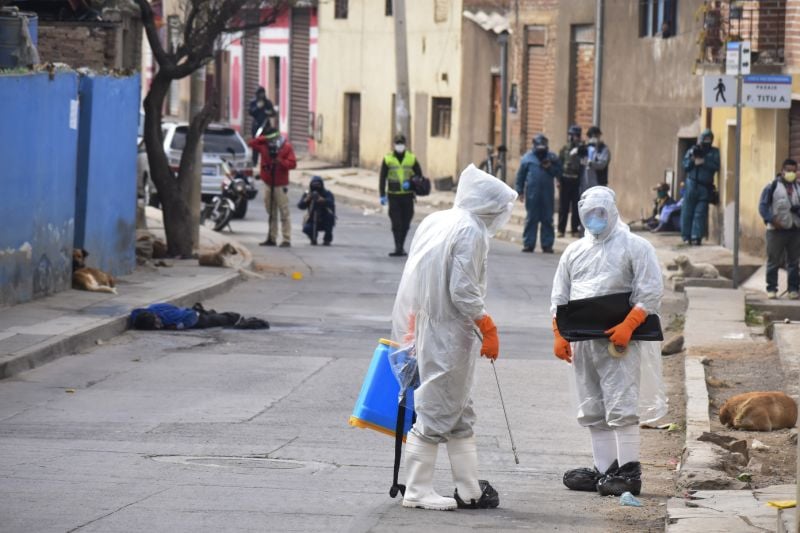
[384,151,416,195]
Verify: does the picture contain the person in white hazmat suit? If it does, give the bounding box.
[391,164,517,511]
[550,186,667,496]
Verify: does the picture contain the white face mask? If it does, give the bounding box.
[394,144,406,153]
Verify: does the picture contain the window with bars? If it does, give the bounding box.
[431,97,452,138]
[386,0,392,16]
[639,0,677,38]
[334,0,348,19]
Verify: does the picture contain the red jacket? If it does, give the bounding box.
[248,136,297,187]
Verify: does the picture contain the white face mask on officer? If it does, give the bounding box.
[394,144,406,153]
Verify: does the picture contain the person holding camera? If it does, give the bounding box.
[758,159,800,300]
[515,133,562,253]
[681,129,720,246]
[249,87,276,166]
[581,126,611,191]
[379,133,423,257]
[558,125,586,237]
[248,128,297,247]
[297,176,336,246]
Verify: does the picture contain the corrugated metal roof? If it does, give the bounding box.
[462,9,510,35]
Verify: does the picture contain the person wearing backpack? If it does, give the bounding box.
[758,159,800,300]
[379,133,424,257]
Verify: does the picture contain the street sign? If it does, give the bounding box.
[726,41,751,75]
[703,75,736,107]
[742,75,792,109]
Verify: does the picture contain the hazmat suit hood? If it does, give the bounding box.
[578,186,625,242]
[699,128,714,143]
[454,164,518,236]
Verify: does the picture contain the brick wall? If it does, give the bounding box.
[570,41,594,132]
[786,0,800,69]
[38,23,119,70]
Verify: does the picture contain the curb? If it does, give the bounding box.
[0,271,243,380]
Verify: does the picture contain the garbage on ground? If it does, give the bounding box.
[620,492,643,507]
[751,439,770,451]
[736,472,752,482]
[292,271,304,280]
[767,500,796,510]
[65,389,75,393]
[641,422,679,431]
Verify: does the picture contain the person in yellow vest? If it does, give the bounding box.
[380,133,424,257]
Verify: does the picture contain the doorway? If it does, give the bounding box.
[344,93,361,167]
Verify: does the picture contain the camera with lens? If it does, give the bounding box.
[691,144,705,158]
[577,145,588,158]
[268,142,279,158]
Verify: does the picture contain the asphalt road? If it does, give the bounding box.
[0,185,649,532]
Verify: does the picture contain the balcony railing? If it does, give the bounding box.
[699,0,785,67]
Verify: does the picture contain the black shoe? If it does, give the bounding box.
[542,247,554,254]
[563,460,617,492]
[521,246,534,253]
[692,239,702,246]
[322,241,331,246]
[259,239,276,246]
[454,480,500,509]
[310,239,318,246]
[389,249,407,257]
[557,232,565,238]
[596,461,641,496]
[279,242,291,248]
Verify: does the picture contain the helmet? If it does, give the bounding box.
[568,125,582,137]
[532,133,549,148]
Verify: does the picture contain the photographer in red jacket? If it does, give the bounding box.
[249,128,297,247]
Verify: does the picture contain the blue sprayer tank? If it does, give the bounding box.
[349,339,415,438]
[0,8,38,69]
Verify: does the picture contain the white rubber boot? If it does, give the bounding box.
[402,433,457,511]
[446,436,483,503]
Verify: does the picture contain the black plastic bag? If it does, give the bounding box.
[555,292,663,343]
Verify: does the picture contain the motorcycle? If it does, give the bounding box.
[200,153,258,232]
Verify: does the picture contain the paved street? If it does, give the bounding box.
[0,186,653,532]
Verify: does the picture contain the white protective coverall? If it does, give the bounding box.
[392,164,517,443]
[550,187,667,432]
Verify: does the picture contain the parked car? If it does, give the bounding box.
[142,121,253,217]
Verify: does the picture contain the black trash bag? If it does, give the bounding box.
[555,292,663,343]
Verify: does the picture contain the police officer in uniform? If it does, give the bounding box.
[380,133,423,257]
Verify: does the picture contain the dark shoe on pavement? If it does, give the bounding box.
[259,239,277,246]
[310,239,318,246]
[323,241,332,246]
[454,480,500,509]
[542,247,554,254]
[596,461,641,496]
[279,242,291,248]
[557,232,565,238]
[389,249,407,257]
[521,246,534,253]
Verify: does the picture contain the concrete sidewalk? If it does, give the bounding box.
[0,210,249,380]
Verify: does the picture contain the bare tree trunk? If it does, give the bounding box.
[144,71,194,258]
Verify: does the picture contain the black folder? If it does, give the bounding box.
[555,292,664,343]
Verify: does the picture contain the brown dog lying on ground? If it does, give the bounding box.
[198,243,238,267]
[72,249,117,294]
[719,391,798,431]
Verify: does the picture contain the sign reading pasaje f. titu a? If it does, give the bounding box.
[742,75,792,109]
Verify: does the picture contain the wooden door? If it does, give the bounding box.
[345,93,361,167]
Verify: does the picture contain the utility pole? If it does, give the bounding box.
[188,67,206,250]
[592,0,604,126]
[498,31,509,181]
[393,0,411,141]
[732,46,743,288]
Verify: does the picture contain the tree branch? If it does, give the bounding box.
[135,0,173,69]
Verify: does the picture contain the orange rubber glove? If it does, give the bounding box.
[552,318,572,363]
[403,313,416,344]
[475,315,499,360]
[604,306,648,351]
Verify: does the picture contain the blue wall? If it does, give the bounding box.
[74,74,140,276]
[0,72,79,305]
